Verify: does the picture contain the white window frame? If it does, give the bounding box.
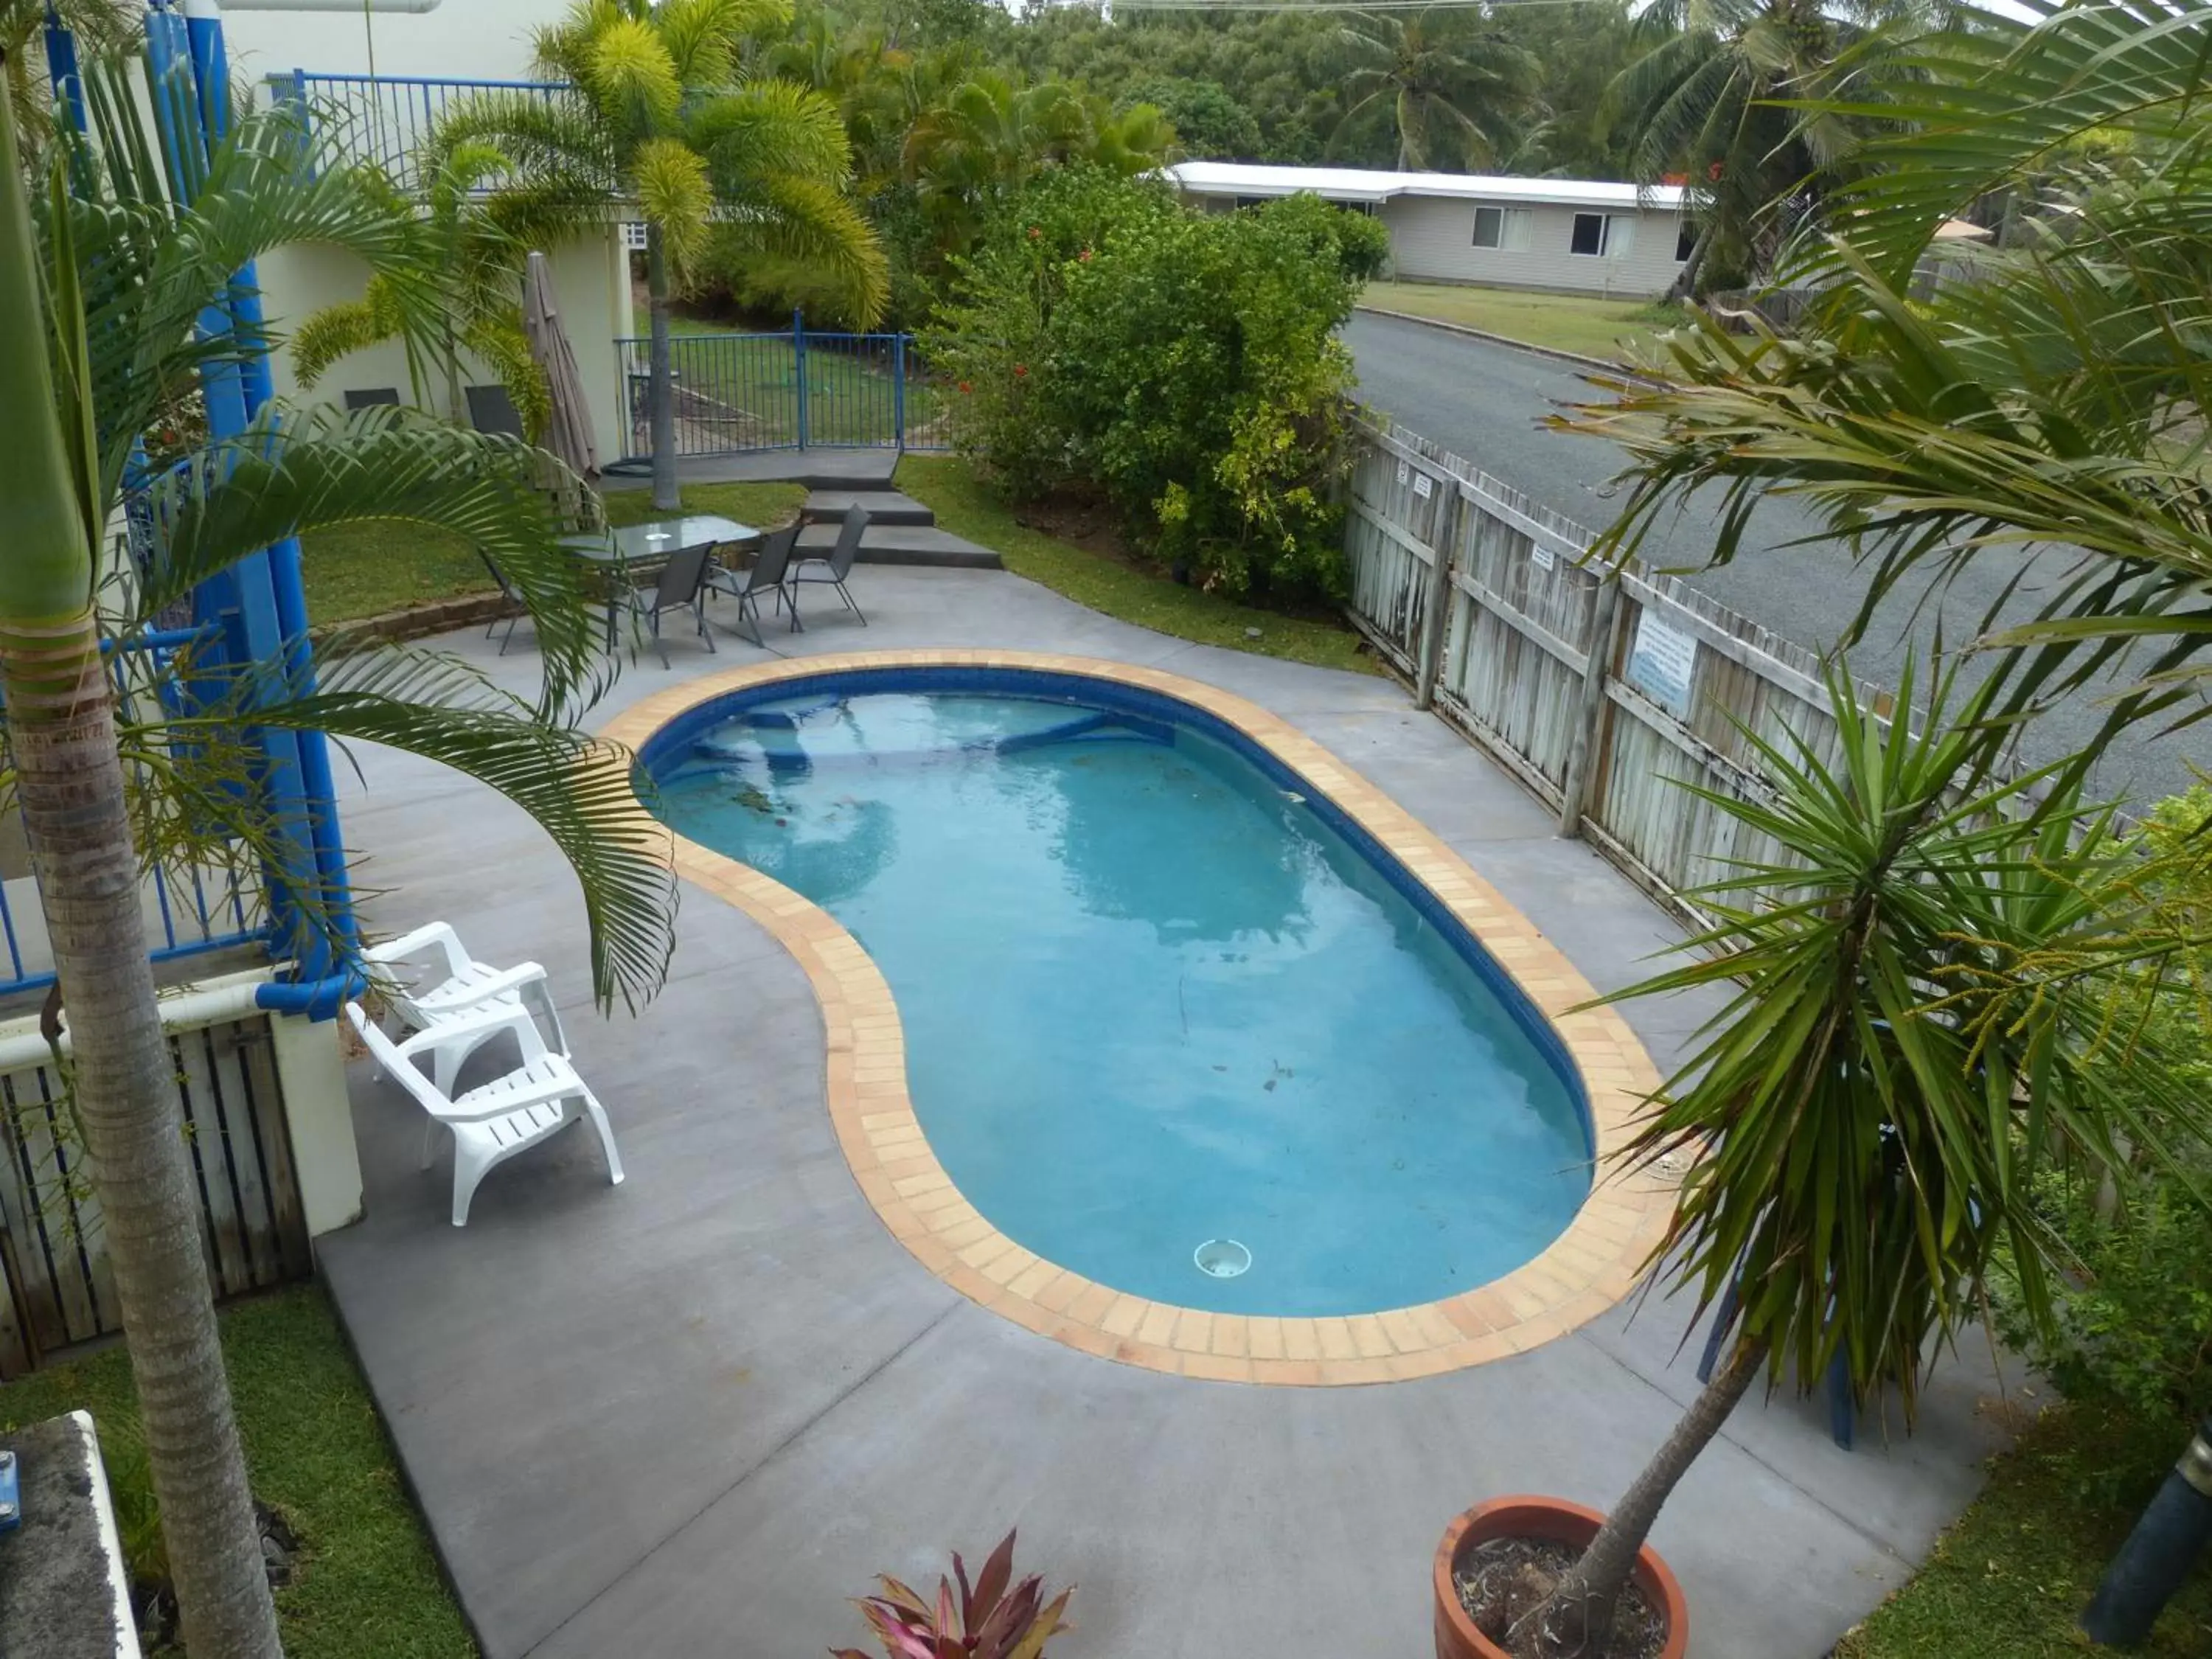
[1472,204,1532,251]
[1568,211,1608,257]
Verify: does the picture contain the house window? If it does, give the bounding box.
[621,221,648,251]
[1570,212,1607,256]
[1472,205,1533,251]
[1674,222,1697,262]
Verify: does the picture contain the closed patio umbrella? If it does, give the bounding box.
[523,250,599,479]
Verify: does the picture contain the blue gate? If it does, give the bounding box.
[615,311,947,460]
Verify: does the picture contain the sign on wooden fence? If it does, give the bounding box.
[1343,415,1890,922]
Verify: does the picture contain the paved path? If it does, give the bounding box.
[1347,310,2207,804]
[320,568,2019,1659]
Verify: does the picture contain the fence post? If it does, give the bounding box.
[793,307,809,451]
[1412,482,1461,711]
[1557,571,1624,837]
[893,333,907,453]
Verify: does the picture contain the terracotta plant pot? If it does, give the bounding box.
[1432,1496,1689,1659]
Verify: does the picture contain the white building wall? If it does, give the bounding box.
[1381,195,1687,298]
[254,225,630,465]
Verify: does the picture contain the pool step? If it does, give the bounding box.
[794,520,1002,571]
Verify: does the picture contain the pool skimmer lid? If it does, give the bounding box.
[1194,1239,1252,1279]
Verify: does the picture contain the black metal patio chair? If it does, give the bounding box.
[784,505,869,628]
[623,540,717,667]
[706,523,801,644]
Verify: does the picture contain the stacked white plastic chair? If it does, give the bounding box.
[352,923,621,1226]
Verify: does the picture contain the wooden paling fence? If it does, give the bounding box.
[0,1009,312,1378]
[1343,415,1894,922]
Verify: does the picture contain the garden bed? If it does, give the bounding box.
[1834,1399,2212,1658]
[0,1286,475,1658]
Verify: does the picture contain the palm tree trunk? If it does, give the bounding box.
[1534,1335,1769,1653]
[1666,216,1716,304]
[0,93,281,1659]
[440,316,465,425]
[645,224,679,512]
[7,621,282,1659]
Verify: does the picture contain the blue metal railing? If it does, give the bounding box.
[0,626,268,1001]
[615,313,949,459]
[271,72,581,194]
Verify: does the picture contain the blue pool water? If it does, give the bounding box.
[647,675,1590,1316]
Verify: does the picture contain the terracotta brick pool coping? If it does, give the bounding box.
[604,650,1675,1385]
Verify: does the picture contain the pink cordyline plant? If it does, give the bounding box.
[832,1531,1072,1659]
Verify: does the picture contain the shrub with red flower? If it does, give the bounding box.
[1013,364,1028,378]
[959,380,973,394]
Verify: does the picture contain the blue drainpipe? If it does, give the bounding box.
[154,0,363,1018]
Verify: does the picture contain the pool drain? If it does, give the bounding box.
[1194,1239,1252,1279]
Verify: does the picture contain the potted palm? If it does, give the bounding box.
[1436,663,2202,1659]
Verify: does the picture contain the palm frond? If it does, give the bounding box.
[137,405,606,712]
[631,134,714,271]
[161,638,676,1012]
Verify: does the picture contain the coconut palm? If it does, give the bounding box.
[1513,663,2201,1654]
[1566,0,2212,722]
[1333,10,1538,173]
[1609,0,1919,296]
[290,140,561,437]
[3,55,675,1658]
[433,0,888,511]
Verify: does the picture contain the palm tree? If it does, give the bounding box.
[901,72,1170,263]
[1516,664,2202,1652]
[1609,0,1910,297]
[1565,0,2212,723]
[290,140,559,437]
[4,55,675,1658]
[1,0,133,146]
[434,0,888,511]
[1333,10,1538,172]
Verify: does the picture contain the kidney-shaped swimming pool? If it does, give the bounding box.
[640,666,1594,1318]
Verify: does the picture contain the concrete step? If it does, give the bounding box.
[602,449,901,490]
[796,521,1001,570]
[804,489,935,527]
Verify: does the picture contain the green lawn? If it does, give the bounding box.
[1359,280,1684,363]
[1834,1400,2212,1658]
[0,1285,473,1658]
[299,481,807,627]
[897,456,1377,677]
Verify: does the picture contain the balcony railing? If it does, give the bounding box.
[268,72,582,195]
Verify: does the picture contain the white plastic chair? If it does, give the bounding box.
[364,921,568,1096]
[345,1000,625,1227]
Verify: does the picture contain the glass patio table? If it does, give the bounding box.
[560,515,759,650]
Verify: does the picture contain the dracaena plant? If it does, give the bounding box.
[832,1531,1073,1659]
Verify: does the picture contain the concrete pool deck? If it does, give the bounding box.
[318,566,2022,1659]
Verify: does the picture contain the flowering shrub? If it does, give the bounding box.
[925,169,1387,602]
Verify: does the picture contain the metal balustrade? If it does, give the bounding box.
[270,72,585,193]
[616,319,949,458]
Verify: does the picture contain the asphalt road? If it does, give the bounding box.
[1345,310,2206,806]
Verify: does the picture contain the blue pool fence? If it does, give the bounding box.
[616,313,949,460]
